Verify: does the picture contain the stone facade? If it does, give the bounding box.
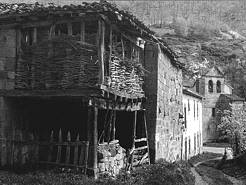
[144,42,183,162]
[194,67,234,142]
[97,140,126,176]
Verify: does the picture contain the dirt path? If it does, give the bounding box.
[191,146,244,185]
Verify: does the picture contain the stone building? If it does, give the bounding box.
[192,66,237,142]
[144,41,184,162]
[0,1,185,177]
[182,88,203,160]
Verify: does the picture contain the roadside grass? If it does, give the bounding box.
[188,152,223,166]
[0,160,195,185]
[195,164,233,185]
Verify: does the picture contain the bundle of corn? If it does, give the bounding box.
[108,54,144,97]
[15,36,98,90]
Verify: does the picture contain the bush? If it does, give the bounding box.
[110,160,195,185]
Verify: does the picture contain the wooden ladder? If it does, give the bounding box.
[131,110,150,168]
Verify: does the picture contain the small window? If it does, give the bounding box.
[194,134,196,152]
[196,80,199,93]
[194,100,195,119]
[217,80,221,93]
[188,99,190,111]
[184,106,187,129]
[212,108,216,117]
[188,137,191,154]
[197,102,199,119]
[208,80,213,93]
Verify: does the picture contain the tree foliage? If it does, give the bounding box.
[217,104,246,156]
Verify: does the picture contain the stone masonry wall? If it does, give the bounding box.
[97,140,126,177]
[144,43,183,162]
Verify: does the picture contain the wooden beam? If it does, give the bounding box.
[92,106,98,178]
[67,22,73,36]
[132,111,137,149]
[108,25,112,76]
[33,27,37,43]
[97,19,105,84]
[80,21,85,42]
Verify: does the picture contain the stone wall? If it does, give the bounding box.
[97,140,126,177]
[144,42,183,162]
[0,29,16,90]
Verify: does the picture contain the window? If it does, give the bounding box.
[184,106,187,129]
[188,137,191,154]
[197,102,199,119]
[55,23,68,36]
[208,80,213,93]
[188,99,190,111]
[196,80,199,93]
[216,80,221,93]
[194,100,195,119]
[212,108,216,117]
[194,134,196,153]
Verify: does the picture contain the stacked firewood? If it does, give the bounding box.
[15,37,98,90]
[109,54,144,97]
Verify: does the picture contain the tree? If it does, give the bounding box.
[217,104,246,156]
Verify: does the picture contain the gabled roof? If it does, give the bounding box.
[203,66,224,77]
[183,88,203,100]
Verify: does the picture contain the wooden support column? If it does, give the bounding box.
[80,21,85,42]
[67,22,73,36]
[87,103,98,178]
[108,25,112,76]
[112,110,116,140]
[33,27,37,43]
[98,19,105,84]
[132,111,137,149]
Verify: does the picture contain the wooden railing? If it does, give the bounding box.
[4,129,89,173]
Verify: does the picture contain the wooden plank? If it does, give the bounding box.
[56,129,62,164]
[92,107,98,177]
[143,110,150,165]
[112,110,116,140]
[84,141,89,174]
[80,21,85,42]
[48,130,54,162]
[131,111,137,167]
[134,146,148,151]
[67,22,73,36]
[65,131,71,164]
[98,19,105,84]
[33,27,37,43]
[108,25,112,76]
[73,134,79,165]
[135,138,147,142]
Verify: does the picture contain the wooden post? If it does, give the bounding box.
[108,25,112,76]
[67,22,73,36]
[33,27,37,43]
[112,110,116,140]
[48,130,54,162]
[65,131,71,164]
[80,21,85,42]
[132,111,137,149]
[74,134,79,165]
[92,107,98,178]
[56,129,62,164]
[98,19,105,84]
